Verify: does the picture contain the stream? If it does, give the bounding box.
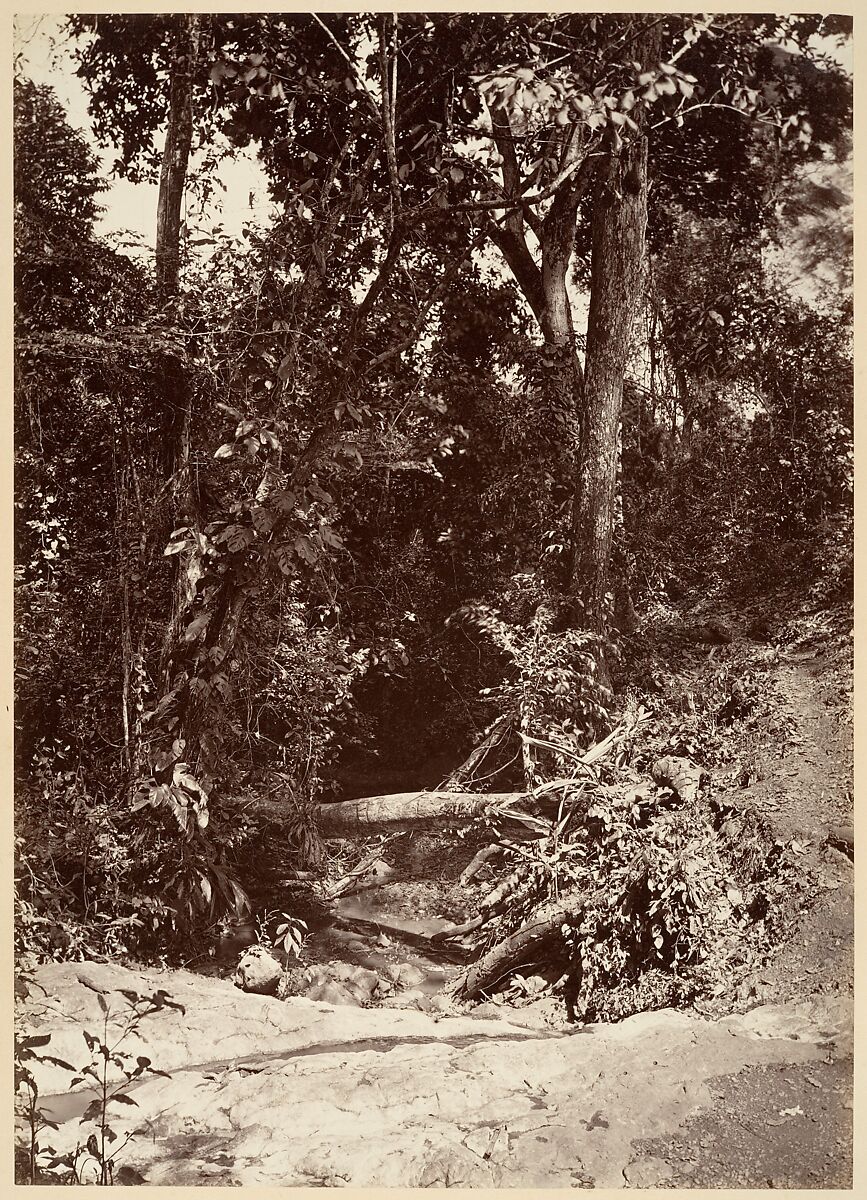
[38,841,484,1129]
[290,889,470,989]
[38,1024,558,1127]
[212,839,480,996]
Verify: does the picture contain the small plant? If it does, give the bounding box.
[275,913,308,958]
[73,989,181,1183]
[256,909,308,959]
[15,1029,73,1183]
[14,983,182,1185]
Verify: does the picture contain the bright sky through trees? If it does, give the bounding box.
[14,14,274,251]
[16,12,851,266]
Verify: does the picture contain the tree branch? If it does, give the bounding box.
[485,222,547,328]
[540,126,593,346]
[490,118,525,238]
[310,13,382,124]
[353,230,406,333]
[363,227,491,373]
[379,14,402,212]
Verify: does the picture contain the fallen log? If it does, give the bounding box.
[429,913,486,942]
[329,914,470,964]
[324,838,400,900]
[445,898,581,1002]
[335,873,410,899]
[459,843,501,887]
[315,791,546,838]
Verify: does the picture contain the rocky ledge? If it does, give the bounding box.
[18,960,852,1187]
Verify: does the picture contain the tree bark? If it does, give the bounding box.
[315,791,533,837]
[154,15,202,680]
[485,115,586,425]
[155,16,200,300]
[570,146,649,630]
[569,26,659,630]
[446,898,581,1001]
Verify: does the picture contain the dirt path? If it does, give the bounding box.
[764,652,853,832]
[718,640,854,1002]
[617,626,855,1188]
[632,1052,853,1188]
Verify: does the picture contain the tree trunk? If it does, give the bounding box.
[569,139,649,630]
[155,16,200,300]
[151,16,205,758]
[446,898,581,1001]
[569,24,659,631]
[486,117,586,464]
[316,791,533,837]
[155,13,199,497]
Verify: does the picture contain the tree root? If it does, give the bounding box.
[444,899,582,1002]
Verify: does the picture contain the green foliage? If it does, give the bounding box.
[256,910,308,959]
[14,75,150,333]
[623,195,852,605]
[476,765,785,1022]
[14,11,852,981]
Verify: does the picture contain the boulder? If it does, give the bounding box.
[307,980,362,1006]
[233,946,282,995]
[395,962,426,989]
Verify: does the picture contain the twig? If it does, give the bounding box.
[310,14,381,123]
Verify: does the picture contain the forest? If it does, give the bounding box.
[14,9,853,1119]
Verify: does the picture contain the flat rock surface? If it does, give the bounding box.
[20,961,852,1187]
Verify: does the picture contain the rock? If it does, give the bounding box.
[16,962,854,1189]
[396,962,426,989]
[826,825,854,859]
[307,980,362,1006]
[295,961,384,1005]
[624,1155,674,1187]
[378,988,430,1011]
[233,946,282,995]
[368,857,397,880]
[652,756,706,803]
[330,961,381,991]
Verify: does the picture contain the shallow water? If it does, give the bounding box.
[206,881,469,996]
[39,1024,558,1126]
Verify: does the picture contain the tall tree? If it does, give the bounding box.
[155,15,200,299]
[62,11,850,801]
[571,25,658,629]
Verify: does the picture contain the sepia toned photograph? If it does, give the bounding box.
[13,9,853,1188]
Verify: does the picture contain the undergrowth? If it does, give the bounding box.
[461,636,816,1022]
